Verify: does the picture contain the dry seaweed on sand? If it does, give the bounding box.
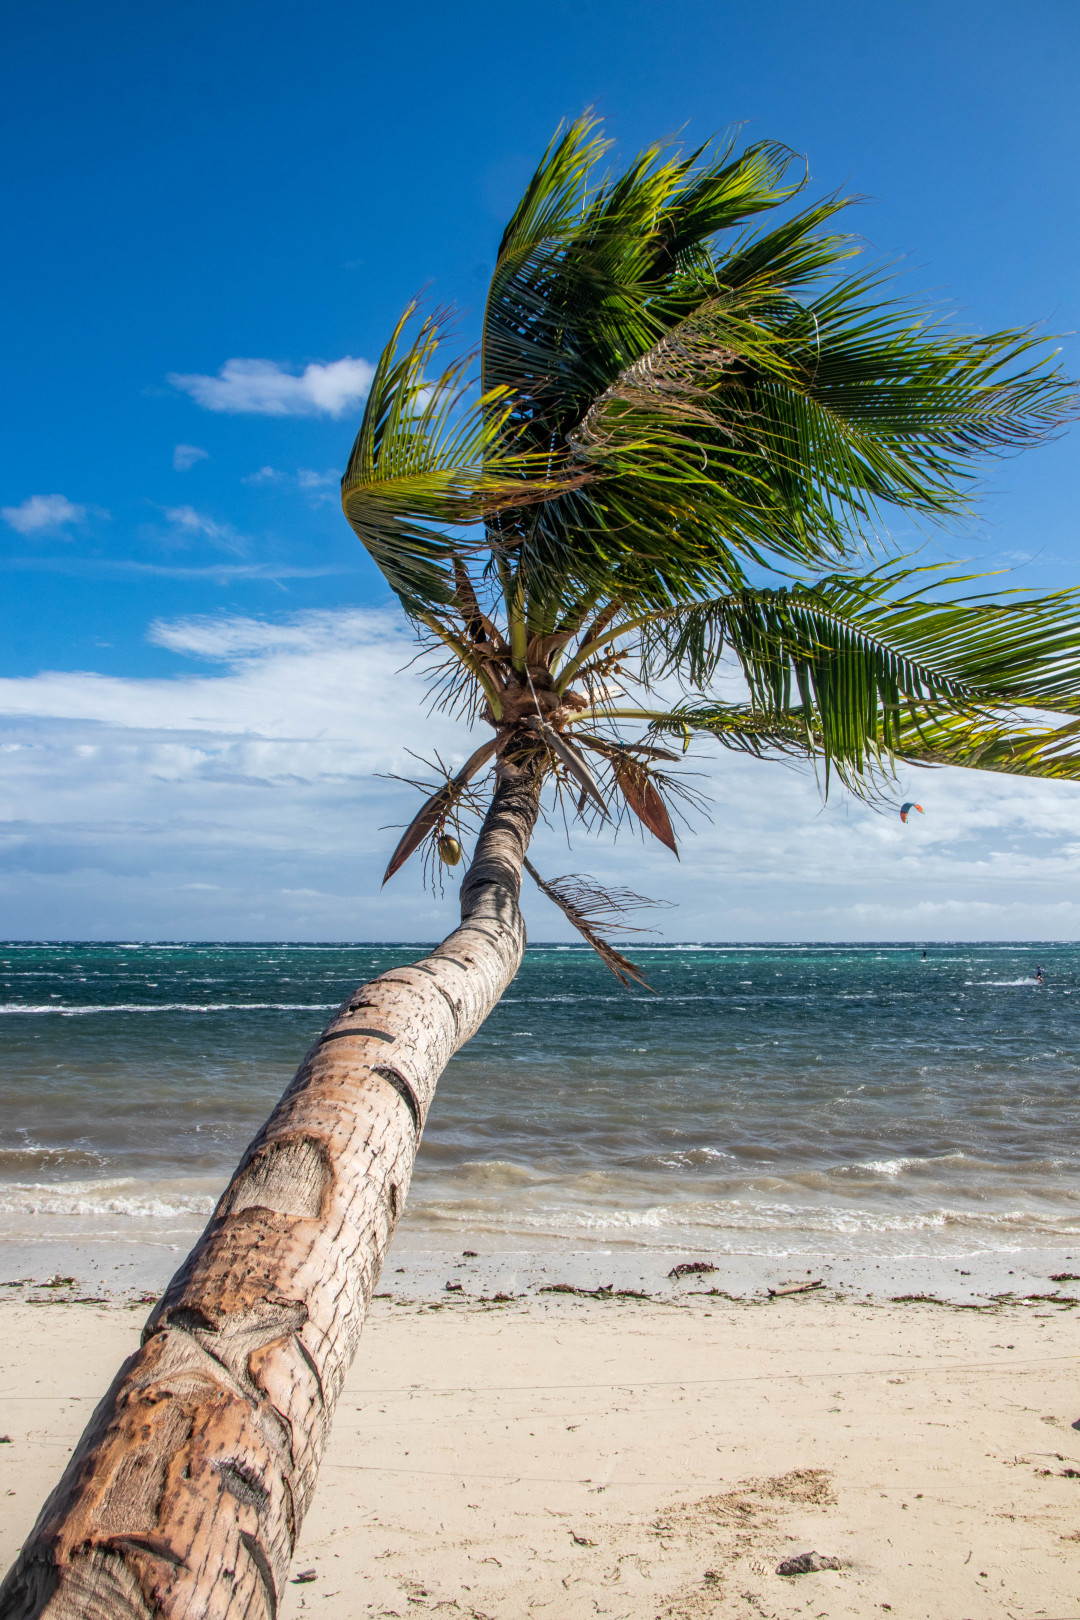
[776,1551,845,1576]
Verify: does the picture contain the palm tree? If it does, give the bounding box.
[3,118,1077,1620]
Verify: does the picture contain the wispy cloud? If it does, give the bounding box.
[296,468,338,490]
[0,555,354,581]
[163,505,247,556]
[147,609,389,661]
[168,356,375,417]
[2,494,87,536]
[242,466,339,499]
[0,607,435,744]
[173,444,209,472]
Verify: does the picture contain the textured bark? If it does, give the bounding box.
[0,760,541,1620]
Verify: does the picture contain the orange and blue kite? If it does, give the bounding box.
[900,802,924,823]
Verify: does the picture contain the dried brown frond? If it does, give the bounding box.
[380,746,495,893]
[568,735,711,843]
[523,858,669,990]
[573,307,744,451]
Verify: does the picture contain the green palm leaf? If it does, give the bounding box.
[338,115,1079,902]
[645,699,1080,790]
[635,574,1080,788]
[341,307,587,609]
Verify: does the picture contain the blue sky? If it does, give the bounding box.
[1,0,1079,940]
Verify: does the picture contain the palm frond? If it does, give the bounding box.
[382,741,497,884]
[564,280,1074,593]
[636,571,1080,787]
[637,702,825,761]
[646,572,1080,694]
[572,736,680,852]
[341,307,587,610]
[524,716,608,815]
[523,858,666,989]
[646,699,1080,793]
[891,709,1080,782]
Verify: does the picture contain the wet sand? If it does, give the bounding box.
[2,1285,1079,1617]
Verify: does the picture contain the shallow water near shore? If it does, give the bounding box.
[1,940,1079,1291]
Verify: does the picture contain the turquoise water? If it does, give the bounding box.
[1,941,1078,1262]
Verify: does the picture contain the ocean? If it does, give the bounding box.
[2,941,1079,1293]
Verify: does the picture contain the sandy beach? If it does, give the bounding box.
[3,1281,1079,1619]
[4,945,1080,1615]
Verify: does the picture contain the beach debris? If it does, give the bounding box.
[291,1569,317,1584]
[0,1436,11,1444]
[668,1261,717,1279]
[776,1551,844,1576]
[444,1281,464,1292]
[539,1282,648,1300]
[541,1282,610,1296]
[41,1275,76,1289]
[1050,1272,1080,1282]
[899,801,924,823]
[462,1250,478,1257]
[767,1279,823,1297]
[890,1292,979,1307]
[570,1532,596,1546]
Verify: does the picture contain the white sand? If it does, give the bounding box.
[2,1290,1079,1618]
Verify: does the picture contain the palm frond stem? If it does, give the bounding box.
[417,613,505,719]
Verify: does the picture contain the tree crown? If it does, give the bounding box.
[340,116,1079,959]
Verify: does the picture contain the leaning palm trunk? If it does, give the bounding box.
[0,762,540,1620]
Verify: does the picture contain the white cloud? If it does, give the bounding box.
[162,506,246,556]
[0,554,351,582]
[0,608,446,752]
[241,466,339,497]
[147,609,383,662]
[168,356,375,417]
[1,608,1080,940]
[0,608,475,937]
[2,494,86,536]
[173,444,209,472]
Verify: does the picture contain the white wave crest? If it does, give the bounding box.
[0,1002,335,1016]
[0,1178,216,1219]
